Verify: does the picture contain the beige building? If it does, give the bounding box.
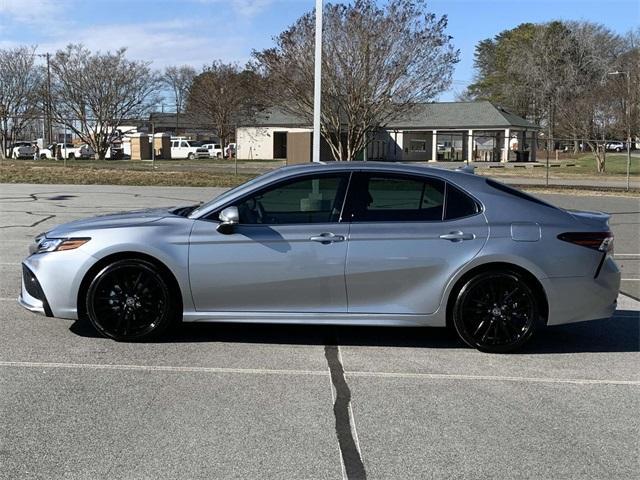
[236,101,539,163]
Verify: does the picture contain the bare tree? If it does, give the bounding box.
[253,0,459,161]
[554,22,627,172]
[187,61,265,152]
[0,46,43,159]
[49,44,161,159]
[162,65,196,131]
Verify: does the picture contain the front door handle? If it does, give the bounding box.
[310,232,345,244]
[439,231,476,242]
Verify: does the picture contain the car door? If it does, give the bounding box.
[343,172,488,315]
[189,172,351,313]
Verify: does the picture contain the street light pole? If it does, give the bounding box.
[34,52,53,145]
[312,0,323,163]
[608,70,632,191]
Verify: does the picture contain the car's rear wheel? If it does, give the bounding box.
[188,153,195,160]
[86,259,176,341]
[452,270,540,353]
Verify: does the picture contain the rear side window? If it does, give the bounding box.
[347,173,445,222]
[445,184,480,219]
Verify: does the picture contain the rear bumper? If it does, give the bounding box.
[543,256,621,325]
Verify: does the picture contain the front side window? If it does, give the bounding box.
[229,174,349,225]
[346,173,445,222]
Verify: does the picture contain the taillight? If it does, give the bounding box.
[558,232,614,253]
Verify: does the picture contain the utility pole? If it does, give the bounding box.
[312,0,323,163]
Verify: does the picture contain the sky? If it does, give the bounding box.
[1,0,638,104]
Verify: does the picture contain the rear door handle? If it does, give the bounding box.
[310,232,345,244]
[439,231,475,242]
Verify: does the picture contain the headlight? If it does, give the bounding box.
[34,237,90,254]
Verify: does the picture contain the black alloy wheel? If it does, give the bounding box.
[452,271,540,353]
[86,259,175,341]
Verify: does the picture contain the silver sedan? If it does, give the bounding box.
[19,162,620,352]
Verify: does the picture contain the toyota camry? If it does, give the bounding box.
[19,162,620,352]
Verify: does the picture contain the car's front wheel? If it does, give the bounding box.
[86,259,176,341]
[452,270,541,353]
[188,153,195,160]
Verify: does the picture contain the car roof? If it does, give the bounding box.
[273,161,478,181]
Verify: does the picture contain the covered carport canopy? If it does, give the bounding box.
[381,101,540,162]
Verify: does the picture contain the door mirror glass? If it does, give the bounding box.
[217,206,240,234]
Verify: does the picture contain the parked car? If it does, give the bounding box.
[170,139,209,159]
[9,141,36,159]
[605,141,625,152]
[39,143,94,160]
[18,162,620,352]
[202,143,223,158]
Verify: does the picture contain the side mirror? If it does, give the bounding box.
[217,206,239,234]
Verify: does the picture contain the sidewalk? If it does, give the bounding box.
[495,176,639,189]
[430,162,639,189]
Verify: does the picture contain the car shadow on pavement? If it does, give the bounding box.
[69,311,639,354]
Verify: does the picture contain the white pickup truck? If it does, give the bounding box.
[201,143,223,158]
[39,143,94,160]
[170,139,209,159]
[8,141,36,159]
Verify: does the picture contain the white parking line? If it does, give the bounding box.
[0,360,637,386]
[0,361,329,377]
[346,371,640,386]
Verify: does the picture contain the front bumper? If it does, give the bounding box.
[19,264,53,317]
[18,248,96,320]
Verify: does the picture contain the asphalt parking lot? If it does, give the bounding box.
[0,183,638,480]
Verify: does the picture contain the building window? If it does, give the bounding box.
[409,140,427,152]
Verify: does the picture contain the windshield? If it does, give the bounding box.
[189,169,285,218]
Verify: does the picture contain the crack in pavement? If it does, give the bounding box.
[0,212,56,229]
[325,342,367,480]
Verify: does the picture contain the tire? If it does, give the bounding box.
[452,270,541,353]
[616,147,621,152]
[216,153,221,158]
[68,153,75,159]
[86,259,177,341]
[188,153,195,160]
[40,154,47,160]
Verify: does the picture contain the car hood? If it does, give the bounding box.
[45,208,171,236]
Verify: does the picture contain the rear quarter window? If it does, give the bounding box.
[445,183,480,220]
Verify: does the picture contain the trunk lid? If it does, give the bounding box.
[564,209,611,231]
